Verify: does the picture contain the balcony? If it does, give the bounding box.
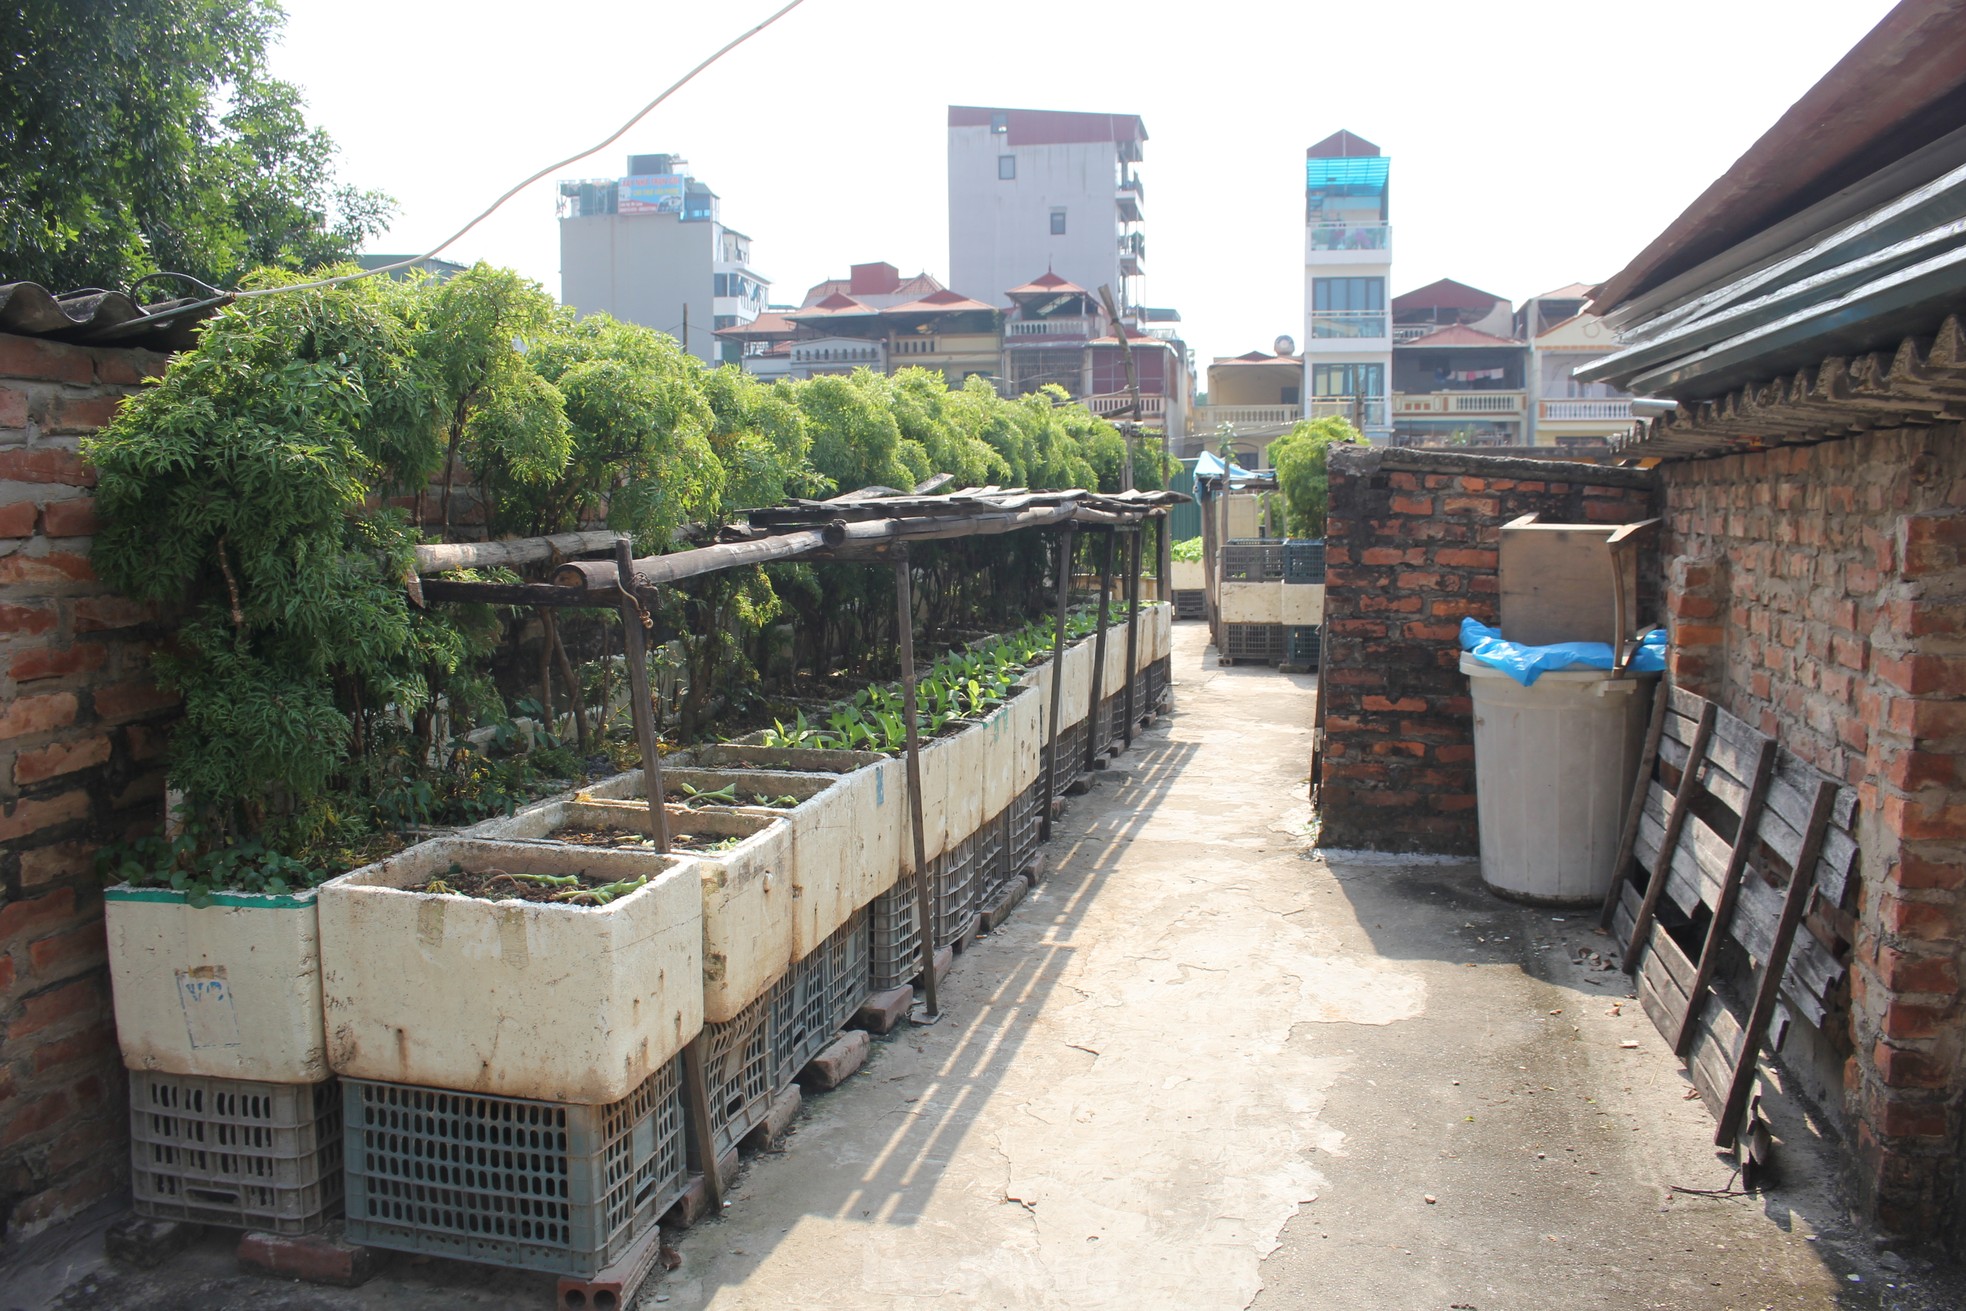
[1393,391,1527,417]
[1307,396,1388,427]
[1119,232,1145,275]
[1392,324,1444,344]
[1007,317,1098,339]
[1086,393,1166,422]
[1117,178,1144,223]
[891,337,939,356]
[1196,404,1301,432]
[1308,223,1391,253]
[1538,398,1634,422]
[1308,311,1388,341]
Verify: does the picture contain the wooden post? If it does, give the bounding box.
[1598,687,1671,930]
[1156,508,1172,606]
[1085,529,1116,772]
[616,538,670,852]
[1715,781,1839,1148]
[893,551,938,1020]
[680,1032,723,1212]
[1122,528,1141,746]
[1042,525,1074,838]
[1622,702,1715,970]
[1673,736,1778,1058]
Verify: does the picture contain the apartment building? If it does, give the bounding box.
[1302,130,1393,444]
[1517,284,1638,449]
[948,106,1149,316]
[557,153,768,364]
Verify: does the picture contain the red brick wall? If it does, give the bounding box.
[1,332,175,1236]
[1660,426,1966,1245]
[1317,447,1658,854]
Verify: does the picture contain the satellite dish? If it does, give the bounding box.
[1273,334,1297,357]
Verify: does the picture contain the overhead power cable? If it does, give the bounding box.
[230,0,809,301]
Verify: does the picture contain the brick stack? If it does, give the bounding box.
[1,332,176,1236]
[1316,446,1657,855]
[1660,425,1966,1242]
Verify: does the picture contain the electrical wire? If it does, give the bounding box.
[231,0,809,301]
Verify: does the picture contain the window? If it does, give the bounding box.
[998,154,1016,180]
[1312,363,1384,397]
[991,112,1008,134]
[1050,209,1067,235]
[1311,277,1385,312]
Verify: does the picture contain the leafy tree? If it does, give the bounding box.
[1266,416,1365,537]
[2,0,392,290]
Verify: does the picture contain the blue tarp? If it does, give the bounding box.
[1192,450,1263,506]
[1459,617,1666,687]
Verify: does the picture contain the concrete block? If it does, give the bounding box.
[1023,853,1048,887]
[663,1147,740,1229]
[105,1215,200,1269]
[932,944,953,988]
[236,1228,383,1287]
[851,984,914,1035]
[742,1084,802,1152]
[981,877,1028,933]
[799,1031,870,1092]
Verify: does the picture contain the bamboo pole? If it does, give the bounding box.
[1085,529,1116,773]
[1042,525,1074,840]
[1122,528,1141,747]
[893,551,938,1021]
[615,539,670,852]
[413,530,623,575]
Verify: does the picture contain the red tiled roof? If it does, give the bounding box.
[789,293,879,319]
[1396,324,1521,348]
[1006,270,1090,298]
[883,290,998,315]
[949,105,1148,146]
[1305,129,1380,159]
[714,312,800,339]
[1392,278,1508,313]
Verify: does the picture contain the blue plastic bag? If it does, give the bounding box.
[1459,617,1665,687]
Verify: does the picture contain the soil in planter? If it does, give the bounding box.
[550,824,741,853]
[416,864,645,905]
[668,786,801,810]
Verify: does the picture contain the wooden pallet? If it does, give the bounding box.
[1600,685,1859,1151]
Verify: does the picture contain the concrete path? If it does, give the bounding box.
[659,622,1963,1311]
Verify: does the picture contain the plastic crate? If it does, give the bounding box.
[1172,589,1206,620]
[1222,540,1284,583]
[869,870,923,993]
[1285,625,1322,667]
[824,907,870,1032]
[936,838,978,948]
[972,809,1009,912]
[130,1072,343,1234]
[702,991,774,1158]
[1146,657,1171,711]
[772,908,871,1086]
[1054,718,1088,784]
[342,1057,685,1278]
[1223,623,1286,664]
[1282,540,1326,584]
[1010,781,1043,873]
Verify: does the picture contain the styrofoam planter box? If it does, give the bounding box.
[105,885,329,1084]
[1170,559,1204,590]
[1220,580,1282,624]
[1058,637,1093,729]
[1282,583,1324,626]
[1151,602,1172,661]
[318,837,701,1104]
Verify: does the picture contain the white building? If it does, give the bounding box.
[557,153,768,365]
[947,106,1147,315]
[1302,130,1392,444]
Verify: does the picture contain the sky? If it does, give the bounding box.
[269,0,1899,369]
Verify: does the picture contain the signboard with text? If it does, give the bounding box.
[618,174,685,215]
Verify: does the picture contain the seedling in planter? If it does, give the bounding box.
[675,782,740,808]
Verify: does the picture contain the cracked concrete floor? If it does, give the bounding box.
[18,623,1965,1311]
[655,622,1965,1311]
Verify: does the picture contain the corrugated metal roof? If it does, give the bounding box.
[0,282,225,352]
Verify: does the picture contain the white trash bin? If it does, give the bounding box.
[1462,652,1656,905]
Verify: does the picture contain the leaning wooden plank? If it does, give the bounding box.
[1600,686,1670,929]
[1636,925,1693,1042]
[1716,780,1840,1148]
[1729,875,1841,1029]
[1685,996,1741,1116]
[1658,735,1689,773]
[1674,735,1777,1058]
[1668,685,1708,722]
[1611,879,1642,946]
[413,529,623,575]
[1625,703,1716,970]
[1662,812,1737,918]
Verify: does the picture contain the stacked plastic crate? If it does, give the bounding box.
[1281,539,1326,672]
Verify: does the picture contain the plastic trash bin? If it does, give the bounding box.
[1462,652,1656,905]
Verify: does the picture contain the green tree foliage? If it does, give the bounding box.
[1265,416,1366,537]
[2,0,392,290]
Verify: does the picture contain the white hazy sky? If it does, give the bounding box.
[270,0,1896,367]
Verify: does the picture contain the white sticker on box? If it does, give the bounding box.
[176,965,242,1049]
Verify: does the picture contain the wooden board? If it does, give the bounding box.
[1499,521,1642,647]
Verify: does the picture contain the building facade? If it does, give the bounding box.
[948,107,1148,316]
[1517,284,1638,449]
[1302,130,1393,444]
[557,153,768,365]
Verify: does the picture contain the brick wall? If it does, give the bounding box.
[1317,447,1658,854]
[1,333,176,1237]
[1660,425,1966,1246]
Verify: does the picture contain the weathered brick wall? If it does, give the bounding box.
[1,333,176,1236]
[1317,447,1658,854]
[1660,426,1966,1245]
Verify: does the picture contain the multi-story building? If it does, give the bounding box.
[1302,130,1393,444]
[947,107,1148,316]
[1516,283,1637,450]
[557,153,768,365]
[1196,341,1306,463]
